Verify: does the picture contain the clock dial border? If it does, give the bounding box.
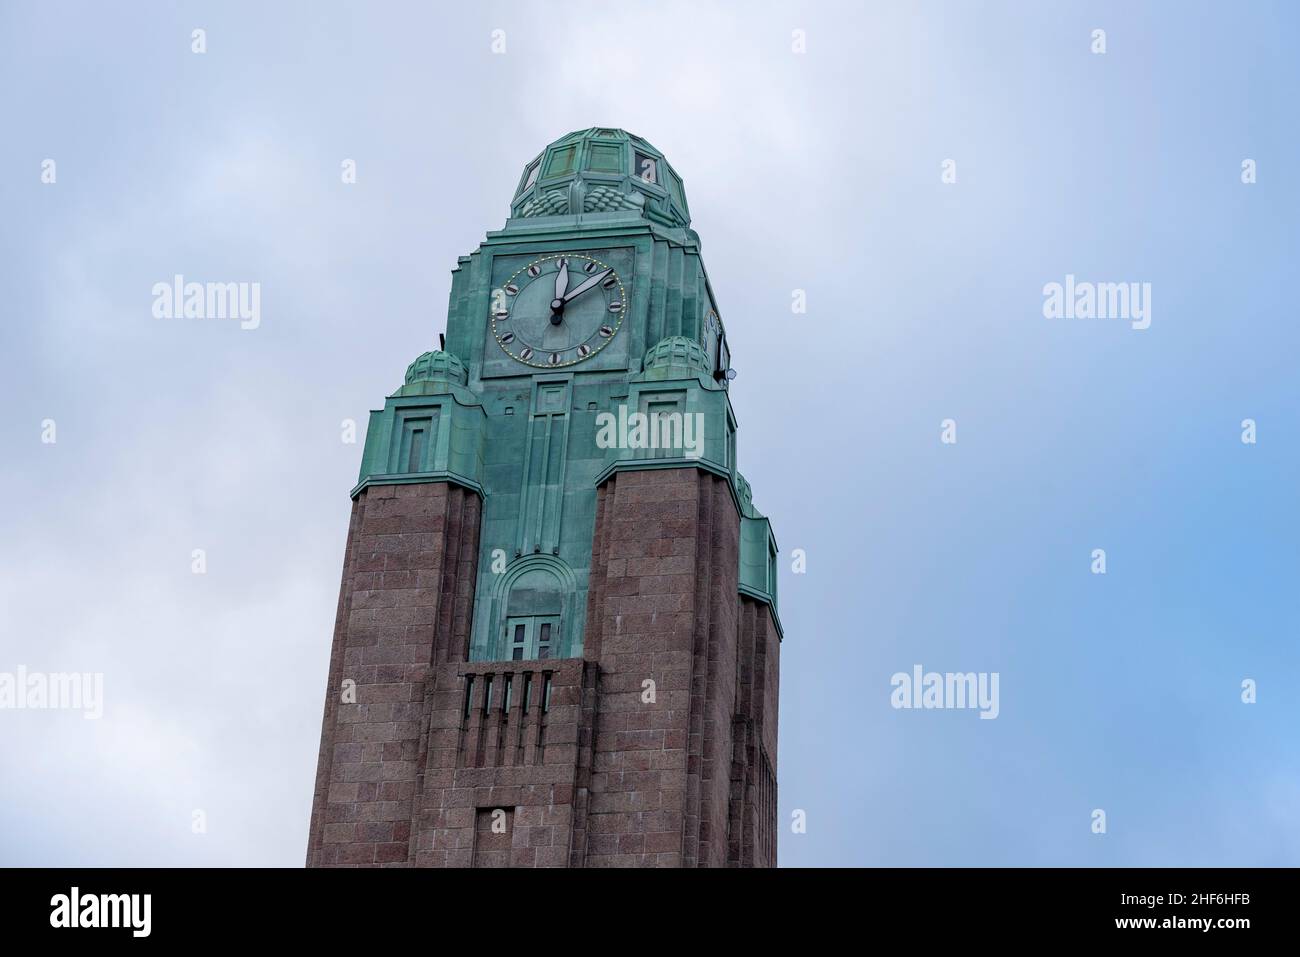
[490,253,627,369]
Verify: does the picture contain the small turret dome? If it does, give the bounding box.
[639,336,713,381]
[735,472,754,513]
[404,350,468,387]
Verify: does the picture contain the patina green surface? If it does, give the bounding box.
[354,129,781,660]
[509,128,691,228]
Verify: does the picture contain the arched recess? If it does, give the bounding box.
[485,555,579,661]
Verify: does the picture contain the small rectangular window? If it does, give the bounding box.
[634,150,658,184]
[395,414,435,474]
[666,169,686,209]
[472,808,513,868]
[587,143,624,173]
[769,543,778,599]
[544,145,577,178]
[503,616,560,662]
[407,428,425,472]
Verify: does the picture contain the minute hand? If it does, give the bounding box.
[562,268,613,303]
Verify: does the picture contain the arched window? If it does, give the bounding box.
[498,566,566,661]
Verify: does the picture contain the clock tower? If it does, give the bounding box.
[306,129,783,867]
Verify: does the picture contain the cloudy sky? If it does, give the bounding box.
[2,0,1297,866]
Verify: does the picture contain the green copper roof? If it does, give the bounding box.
[509,128,691,228]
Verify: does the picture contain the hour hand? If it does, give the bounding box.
[563,268,612,303]
[549,258,570,323]
[553,258,569,302]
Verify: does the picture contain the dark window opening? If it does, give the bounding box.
[407,428,425,472]
[634,150,658,184]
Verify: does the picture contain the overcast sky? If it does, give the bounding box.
[2,0,1297,866]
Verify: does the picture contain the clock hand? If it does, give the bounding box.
[562,268,613,303]
[550,258,569,324]
[554,258,569,301]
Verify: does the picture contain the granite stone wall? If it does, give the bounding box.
[307,467,778,868]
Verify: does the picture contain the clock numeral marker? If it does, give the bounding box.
[527,264,541,278]
[584,261,598,273]
[599,326,614,338]
[494,310,509,319]
[577,344,591,358]
[608,302,622,312]
[548,352,561,365]
[520,347,533,361]
[602,276,617,289]
[500,332,515,344]
[504,283,518,295]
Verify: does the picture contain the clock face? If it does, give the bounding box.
[490,253,627,368]
[702,308,721,372]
